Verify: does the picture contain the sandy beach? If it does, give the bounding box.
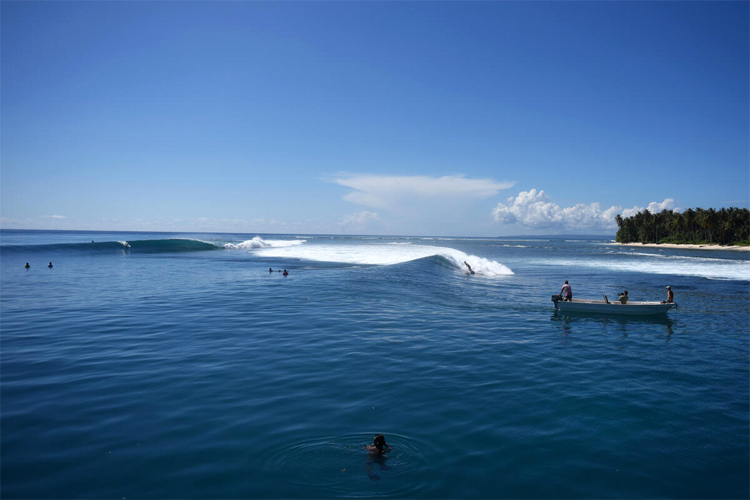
[613,242,750,252]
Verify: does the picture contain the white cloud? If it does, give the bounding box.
[335,174,515,209]
[621,198,676,218]
[492,189,675,231]
[339,211,380,230]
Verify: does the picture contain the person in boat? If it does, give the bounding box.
[365,434,392,454]
[48,262,53,268]
[25,262,30,269]
[282,269,288,276]
[661,286,673,304]
[560,281,572,301]
[618,290,628,304]
[464,261,475,274]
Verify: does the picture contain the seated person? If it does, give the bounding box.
[661,286,674,304]
[618,291,629,304]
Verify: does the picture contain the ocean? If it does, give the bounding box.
[1,229,748,498]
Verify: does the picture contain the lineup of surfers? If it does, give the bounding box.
[560,280,674,304]
[25,262,53,268]
[24,261,676,305]
[26,261,292,276]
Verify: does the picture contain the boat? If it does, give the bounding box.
[551,294,677,316]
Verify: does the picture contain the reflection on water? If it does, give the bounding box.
[551,311,676,340]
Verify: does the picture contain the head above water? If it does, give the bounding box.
[372,434,388,450]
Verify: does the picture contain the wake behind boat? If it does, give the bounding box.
[551,295,677,316]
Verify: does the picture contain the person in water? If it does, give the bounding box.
[365,434,392,454]
[282,269,288,276]
[48,262,53,268]
[661,286,674,303]
[464,261,475,274]
[560,280,572,301]
[269,267,273,273]
[25,262,30,269]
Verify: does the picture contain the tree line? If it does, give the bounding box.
[615,207,750,246]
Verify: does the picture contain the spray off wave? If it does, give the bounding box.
[224,237,306,250]
[252,243,514,276]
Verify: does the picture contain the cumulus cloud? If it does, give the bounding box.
[492,189,675,231]
[621,198,676,218]
[335,174,515,209]
[339,211,380,230]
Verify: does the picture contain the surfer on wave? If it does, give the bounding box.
[464,261,475,274]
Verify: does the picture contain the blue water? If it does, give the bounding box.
[2,230,748,498]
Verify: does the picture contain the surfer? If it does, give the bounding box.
[464,261,475,274]
[365,434,392,454]
[25,262,30,269]
[269,267,273,273]
[48,262,53,268]
[282,269,288,276]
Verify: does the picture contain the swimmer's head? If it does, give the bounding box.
[372,434,387,450]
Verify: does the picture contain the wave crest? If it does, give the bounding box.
[224,237,306,250]
[254,243,513,276]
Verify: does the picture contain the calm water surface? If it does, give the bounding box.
[2,230,748,498]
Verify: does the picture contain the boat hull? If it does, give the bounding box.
[552,298,677,316]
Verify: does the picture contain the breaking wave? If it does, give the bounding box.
[252,243,514,277]
[224,237,306,250]
[539,255,750,281]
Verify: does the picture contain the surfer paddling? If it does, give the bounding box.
[464,261,475,274]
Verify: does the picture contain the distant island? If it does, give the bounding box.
[615,207,750,247]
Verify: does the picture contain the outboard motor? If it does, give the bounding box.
[551,294,562,308]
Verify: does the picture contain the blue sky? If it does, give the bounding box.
[2,1,747,236]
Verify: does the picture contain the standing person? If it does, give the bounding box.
[560,280,573,301]
[661,286,674,304]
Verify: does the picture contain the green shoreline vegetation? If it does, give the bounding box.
[615,207,750,246]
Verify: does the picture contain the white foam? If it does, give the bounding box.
[224,237,306,250]
[609,251,746,264]
[537,257,750,281]
[254,243,514,276]
[118,241,131,248]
